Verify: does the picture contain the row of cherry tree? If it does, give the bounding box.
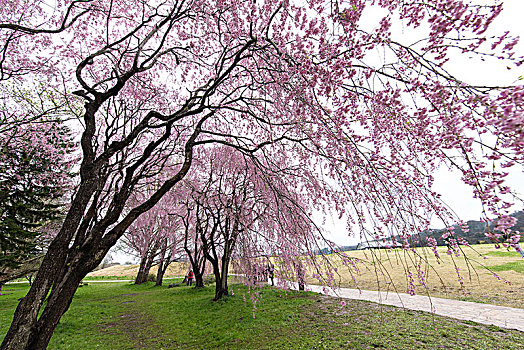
[1,0,523,349]
[122,146,320,301]
[119,185,184,286]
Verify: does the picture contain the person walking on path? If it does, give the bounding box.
[267,264,275,286]
[187,270,194,286]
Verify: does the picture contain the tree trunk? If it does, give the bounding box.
[184,240,206,288]
[0,80,201,349]
[0,169,100,350]
[135,254,149,284]
[205,252,226,300]
[213,266,228,301]
[213,246,233,301]
[191,251,206,288]
[193,270,204,288]
[218,256,229,297]
[135,241,159,284]
[155,245,172,287]
[298,281,305,291]
[214,283,228,300]
[137,259,153,284]
[155,259,165,286]
[28,271,85,349]
[155,242,166,286]
[203,241,226,300]
[297,262,305,291]
[155,260,171,287]
[0,240,82,349]
[0,237,108,350]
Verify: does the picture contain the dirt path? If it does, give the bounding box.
[100,293,163,349]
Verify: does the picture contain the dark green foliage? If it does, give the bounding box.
[203,274,216,285]
[0,120,74,275]
[0,174,59,269]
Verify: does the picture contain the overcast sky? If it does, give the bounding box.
[111,0,524,262]
[318,0,524,247]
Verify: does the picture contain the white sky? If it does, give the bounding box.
[111,0,524,262]
[319,0,524,247]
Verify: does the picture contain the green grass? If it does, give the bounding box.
[8,275,137,283]
[1,281,523,349]
[485,250,522,258]
[82,276,179,281]
[456,296,488,304]
[488,261,524,274]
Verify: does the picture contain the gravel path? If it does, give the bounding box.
[304,284,524,332]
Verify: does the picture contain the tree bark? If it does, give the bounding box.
[212,260,228,301]
[193,269,205,288]
[155,260,172,286]
[216,259,229,300]
[135,253,154,284]
[135,254,149,284]
[0,40,213,349]
[155,260,165,286]
[296,262,305,291]
[155,241,173,287]
[0,182,98,350]
[155,241,166,286]
[1,232,109,349]
[0,14,256,347]
[136,239,162,284]
[184,226,207,288]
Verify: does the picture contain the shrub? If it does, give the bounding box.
[203,274,215,285]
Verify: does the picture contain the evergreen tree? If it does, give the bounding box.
[0,120,74,275]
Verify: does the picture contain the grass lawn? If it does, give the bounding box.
[1,281,523,349]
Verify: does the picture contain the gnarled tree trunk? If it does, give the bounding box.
[201,221,238,301]
[0,102,202,349]
[1,229,114,349]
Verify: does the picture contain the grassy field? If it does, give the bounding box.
[91,244,523,308]
[310,244,524,308]
[87,262,192,278]
[1,281,523,349]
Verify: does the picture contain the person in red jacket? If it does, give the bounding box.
[187,270,194,286]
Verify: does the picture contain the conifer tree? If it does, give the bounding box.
[0,120,74,277]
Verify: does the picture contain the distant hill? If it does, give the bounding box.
[316,245,359,255]
[420,211,524,246]
[323,211,524,252]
